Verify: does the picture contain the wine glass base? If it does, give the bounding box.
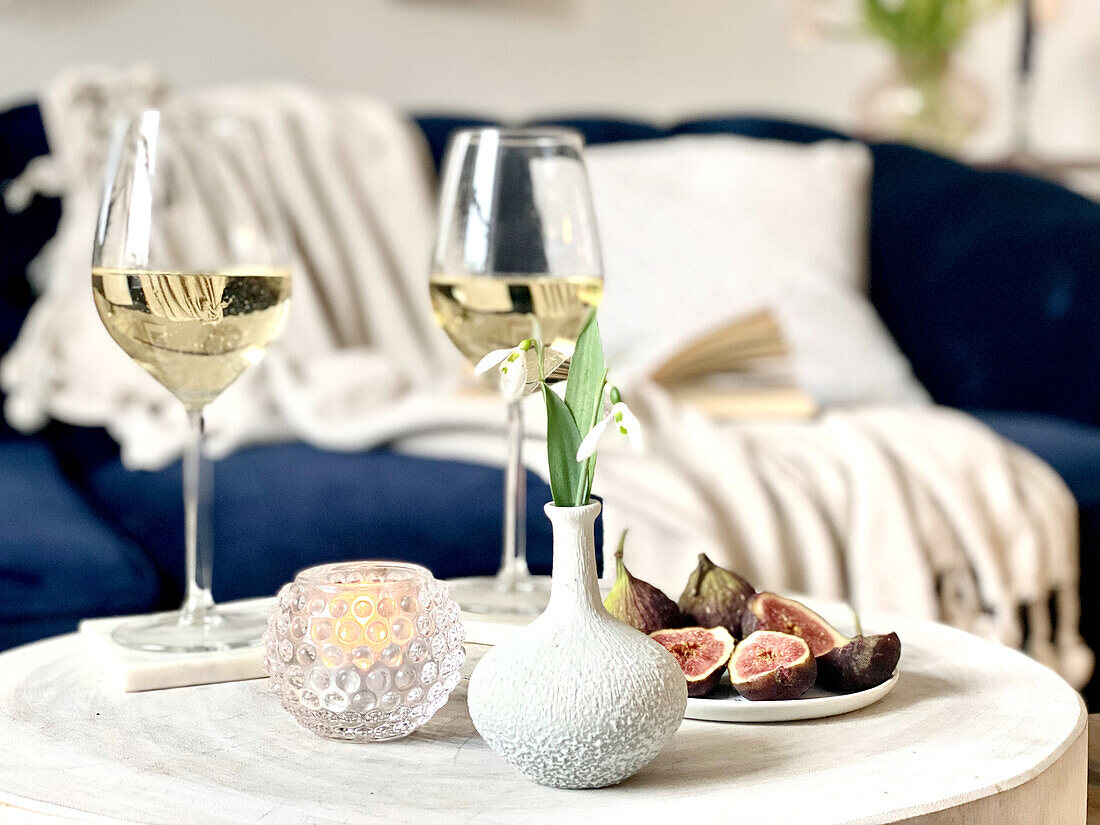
[110,606,266,653]
[446,575,551,616]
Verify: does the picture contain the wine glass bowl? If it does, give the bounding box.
[92,109,292,652]
[429,128,603,380]
[429,128,604,614]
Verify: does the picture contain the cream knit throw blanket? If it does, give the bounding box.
[2,67,1091,687]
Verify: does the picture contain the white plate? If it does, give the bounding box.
[684,669,900,722]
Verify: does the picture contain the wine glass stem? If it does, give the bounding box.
[180,406,215,625]
[498,399,529,591]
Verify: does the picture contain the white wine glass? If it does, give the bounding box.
[429,128,604,614]
[92,109,292,652]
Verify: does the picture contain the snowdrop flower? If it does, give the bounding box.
[576,386,643,461]
[474,339,535,401]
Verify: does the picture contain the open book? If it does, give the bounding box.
[648,310,817,420]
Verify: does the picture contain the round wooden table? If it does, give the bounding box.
[0,612,1086,825]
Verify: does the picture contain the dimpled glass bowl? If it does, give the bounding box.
[262,561,466,741]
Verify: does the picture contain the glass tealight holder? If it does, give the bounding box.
[263,561,466,742]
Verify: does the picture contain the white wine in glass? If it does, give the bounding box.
[429,274,603,376]
[91,268,291,408]
[430,128,604,614]
[92,110,292,652]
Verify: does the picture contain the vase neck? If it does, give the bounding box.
[544,502,603,614]
[897,50,950,83]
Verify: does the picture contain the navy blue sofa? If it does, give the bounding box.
[3,104,1099,700]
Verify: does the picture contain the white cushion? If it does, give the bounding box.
[584,135,928,405]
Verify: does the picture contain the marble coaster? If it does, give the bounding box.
[79,598,273,692]
[460,613,532,647]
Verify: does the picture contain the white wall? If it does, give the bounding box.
[0,0,1096,157]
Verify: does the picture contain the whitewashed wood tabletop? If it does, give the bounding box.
[0,611,1086,825]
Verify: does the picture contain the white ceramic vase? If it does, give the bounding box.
[467,501,687,789]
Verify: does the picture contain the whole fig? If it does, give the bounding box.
[603,532,680,634]
[677,553,755,635]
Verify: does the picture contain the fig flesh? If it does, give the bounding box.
[677,553,755,635]
[603,533,680,634]
[649,626,735,697]
[817,632,901,693]
[729,630,816,701]
[741,592,849,657]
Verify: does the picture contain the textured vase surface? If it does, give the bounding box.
[468,501,687,789]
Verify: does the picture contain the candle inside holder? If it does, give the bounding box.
[263,561,466,741]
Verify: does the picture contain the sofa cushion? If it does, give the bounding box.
[0,438,159,643]
[584,134,926,405]
[49,426,576,607]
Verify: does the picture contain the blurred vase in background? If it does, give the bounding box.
[859,52,987,151]
[793,0,1012,151]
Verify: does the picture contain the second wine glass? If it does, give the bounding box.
[429,128,604,614]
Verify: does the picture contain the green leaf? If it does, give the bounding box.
[564,310,606,442]
[862,0,1001,54]
[543,385,584,506]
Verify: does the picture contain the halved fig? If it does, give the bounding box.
[741,592,849,658]
[817,632,901,693]
[729,630,816,701]
[649,626,735,697]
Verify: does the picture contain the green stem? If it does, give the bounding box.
[615,529,629,562]
[576,370,607,506]
[535,337,546,385]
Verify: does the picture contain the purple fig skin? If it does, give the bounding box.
[686,668,724,698]
[667,610,696,629]
[677,553,755,636]
[816,632,901,693]
[603,535,680,634]
[650,626,736,698]
[729,630,817,701]
[741,592,850,658]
